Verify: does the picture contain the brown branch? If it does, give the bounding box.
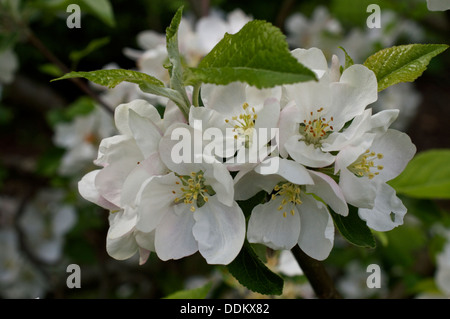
[25,29,114,116]
[291,245,342,299]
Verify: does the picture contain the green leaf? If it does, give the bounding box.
[227,240,283,295]
[185,20,317,88]
[69,37,110,68]
[163,282,213,299]
[165,6,190,115]
[330,205,376,248]
[389,149,450,199]
[80,0,115,27]
[51,69,164,89]
[363,44,449,91]
[338,46,354,70]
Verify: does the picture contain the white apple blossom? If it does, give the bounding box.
[280,47,378,168]
[234,157,348,261]
[190,82,281,171]
[427,0,450,11]
[78,99,184,263]
[334,107,416,231]
[134,123,246,265]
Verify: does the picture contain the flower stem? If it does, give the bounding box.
[291,245,342,299]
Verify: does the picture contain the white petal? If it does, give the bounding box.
[233,167,282,201]
[135,173,178,233]
[285,136,336,168]
[358,183,407,232]
[193,197,246,264]
[155,204,198,261]
[256,157,314,185]
[106,230,138,260]
[278,102,301,158]
[369,129,416,182]
[370,109,399,133]
[204,162,235,207]
[306,170,348,216]
[247,197,301,250]
[108,209,137,239]
[115,99,162,136]
[329,65,378,128]
[78,170,119,210]
[297,195,334,261]
[201,82,247,115]
[291,48,328,79]
[339,168,377,209]
[128,109,162,158]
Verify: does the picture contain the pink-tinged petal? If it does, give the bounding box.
[358,183,407,232]
[114,99,162,136]
[78,170,119,211]
[306,170,348,216]
[247,197,301,251]
[135,173,178,233]
[297,195,334,261]
[106,229,138,261]
[138,248,151,265]
[155,204,198,261]
[108,209,137,239]
[193,197,246,265]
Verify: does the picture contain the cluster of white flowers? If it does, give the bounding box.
[78,46,416,265]
[285,6,425,132]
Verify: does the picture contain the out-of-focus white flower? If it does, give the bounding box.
[427,0,450,11]
[276,250,303,277]
[53,106,116,176]
[0,48,18,84]
[125,8,252,85]
[285,6,343,59]
[436,242,450,295]
[18,189,77,264]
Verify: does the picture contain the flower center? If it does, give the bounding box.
[271,182,302,218]
[347,150,384,179]
[173,171,213,212]
[225,102,258,148]
[299,108,334,147]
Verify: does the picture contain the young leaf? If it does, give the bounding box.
[363,44,448,91]
[69,37,110,69]
[338,46,354,71]
[389,149,450,199]
[51,69,188,116]
[80,0,115,28]
[330,205,376,248]
[163,282,213,299]
[185,20,317,88]
[227,240,283,295]
[165,6,191,113]
[51,69,164,89]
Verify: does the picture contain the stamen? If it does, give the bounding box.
[271,182,303,218]
[348,150,385,179]
[173,171,213,212]
[300,108,334,147]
